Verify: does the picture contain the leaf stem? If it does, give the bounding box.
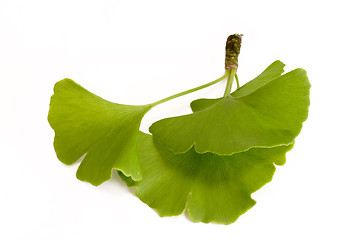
[235,73,240,89]
[223,69,236,97]
[150,71,230,108]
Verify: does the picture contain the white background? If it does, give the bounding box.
[1,0,359,239]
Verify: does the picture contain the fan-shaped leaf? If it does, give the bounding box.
[191,60,285,112]
[118,132,293,224]
[150,66,310,155]
[48,79,151,185]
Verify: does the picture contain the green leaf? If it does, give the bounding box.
[119,132,293,224]
[191,60,285,112]
[150,66,310,155]
[233,60,286,96]
[48,79,151,185]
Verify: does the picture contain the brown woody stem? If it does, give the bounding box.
[225,34,243,71]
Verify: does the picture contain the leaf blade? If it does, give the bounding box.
[150,66,310,155]
[48,79,150,185]
[191,60,285,112]
[126,132,293,224]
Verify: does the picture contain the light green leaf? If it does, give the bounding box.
[48,79,151,185]
[118,132,293,224]
[150,66,310,155]
[191,60,285,112]
[233,60,286,96]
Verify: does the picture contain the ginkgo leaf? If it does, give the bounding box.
[233,60,286,96]
[191,60,285,112]
[149,66,310,155]
[48,79,151,185]
[118,132,293,224]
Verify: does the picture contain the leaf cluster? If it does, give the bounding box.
[48,60,310,224]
